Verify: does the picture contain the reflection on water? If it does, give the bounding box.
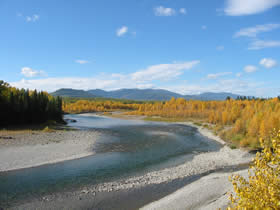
[0,114,221,207]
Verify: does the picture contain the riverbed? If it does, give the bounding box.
[0,114,253,209]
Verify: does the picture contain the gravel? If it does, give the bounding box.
[0,130,101,172]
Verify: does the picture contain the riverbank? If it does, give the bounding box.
[10,131,253,209]
[1,114,254,209]
[0,129,101,172]
[141,169,248,210]
[10,166,249,210]
[8,145,252,210]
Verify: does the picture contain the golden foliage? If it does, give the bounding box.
[63,100,140,113]
[130,97,280,148]
[228,130,280,209]
[64,97,280,148]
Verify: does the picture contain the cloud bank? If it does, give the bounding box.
[224,0,280,16]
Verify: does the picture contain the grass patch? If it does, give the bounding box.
[0,120,65,134]
[193,122,202,126]
[231,134,244,142]
[0,129,33,136]
[143,116,186,122]
[42,126,55,133]
[229,144,237,149]
[203,124,209,128]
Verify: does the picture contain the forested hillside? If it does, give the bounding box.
[0,81,63,126]
[52,88,242,101]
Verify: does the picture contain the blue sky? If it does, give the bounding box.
[1,0,280,97]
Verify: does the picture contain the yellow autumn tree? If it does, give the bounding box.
[228,129,280,209]
[65,97,280,148]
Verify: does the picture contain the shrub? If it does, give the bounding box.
[43,126,55,133]
[239,137,251,148]
[228,129,280,209]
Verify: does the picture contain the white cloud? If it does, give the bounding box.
[216,46,225,51]
[236,73,242,77]
[75,60,89,64]
[10,76,156,93]
[131,61,200,82]
[179,8,187,14]
[260,58,277,68]
[12,77,116,92]
[224,0,280,16]
[10,71,275,97]
[234,24,280,38]
[207,72,232,79]
[154,6,176,16]
[26,14,39,22]
[12,61,199,92]
[21,67,47,78]
[163,79,265,96]
[248,40,280,50]
[244,65,257,73]
[116,26,128,37]
[201,25,207,30]
[136,84,155,89]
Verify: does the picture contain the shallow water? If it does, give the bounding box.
[0,114,221,207]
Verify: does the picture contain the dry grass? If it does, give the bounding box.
[42,126,56,133]
[0,129,35,136]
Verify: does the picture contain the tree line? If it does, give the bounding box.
[129,97,280,148]
[62,95,280,149]
[0,81,63,126]
[63,99,142,113]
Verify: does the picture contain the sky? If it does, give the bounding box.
[1,0,280,97]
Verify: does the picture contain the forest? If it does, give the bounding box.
[63,99,144,113]
[130,97,280,148]
[2,78,279,149]
[0,81,63,126]
[64,96,280,149]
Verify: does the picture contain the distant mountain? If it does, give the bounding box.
[51,88,95,98]
[88,89,110,98]
[51,88,241,101]
[88,88,182,101]
[184,92,240,101]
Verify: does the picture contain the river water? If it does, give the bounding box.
[0,114,221,207]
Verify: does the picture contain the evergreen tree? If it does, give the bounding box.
[0,81,63,126]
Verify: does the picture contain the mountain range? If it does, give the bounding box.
[51,88,242,101]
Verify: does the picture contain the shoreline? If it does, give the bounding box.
[0,130,101,172]
[1,113,254,209]
[140,168,249,210]
[11,165,249,210]
[179,121,227,145]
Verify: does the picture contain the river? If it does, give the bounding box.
[0,114,222,208]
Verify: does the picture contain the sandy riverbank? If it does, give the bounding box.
[0,130,101,172]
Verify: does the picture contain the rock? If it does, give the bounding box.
[81,189,89,194]
[0,136,13,140]
[65,119,77,123]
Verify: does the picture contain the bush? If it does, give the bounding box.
[229,144,237,149]
[43,126,55,132]
[228,129,280,209]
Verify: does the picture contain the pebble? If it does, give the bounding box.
[80,146,253,195]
